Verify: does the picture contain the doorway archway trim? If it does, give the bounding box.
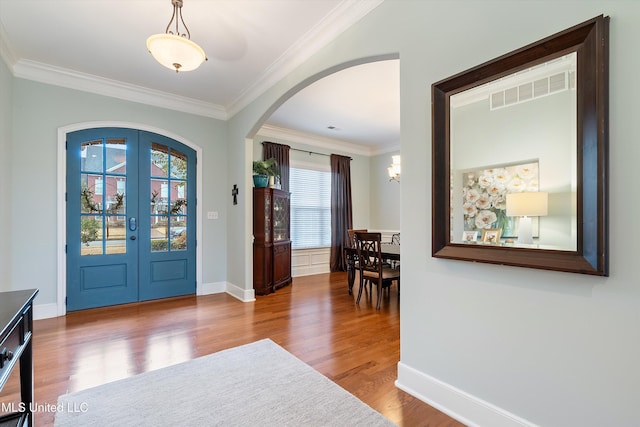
[242,54,400,295]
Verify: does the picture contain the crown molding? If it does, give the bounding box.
[258,124,375,157]
[12,59,227,119]
[3,0,384,123]
[226,0,385,117]
[374,143,401,156]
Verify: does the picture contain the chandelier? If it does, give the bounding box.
[146,0,207,73]
[388,155,401,183]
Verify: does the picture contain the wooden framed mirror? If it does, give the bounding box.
[432,15,609,275]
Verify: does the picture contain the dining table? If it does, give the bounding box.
[344,243,400,294]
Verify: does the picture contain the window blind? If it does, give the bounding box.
[290,167,331,249]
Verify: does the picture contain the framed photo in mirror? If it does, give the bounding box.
[481,229,502,244]
[461,230,478,243]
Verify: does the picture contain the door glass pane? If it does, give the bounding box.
[106,215,126,254]
[170,217,187,250]
[151,143,169,178]
[81,140,103,173]
[170,149,187,179]
[81,216,103,256]
[106,178,126,214]
[170,182,187,215]
[106,139,126,173]
[150,217,168,252]
[151,179,168,214]
[81,174,102,214]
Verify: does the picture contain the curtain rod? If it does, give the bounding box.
[261,142,352,160]
[291,148,352,161]
[290,147,331,157]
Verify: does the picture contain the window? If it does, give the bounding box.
[94,178,103,195]
[290,165,331,249]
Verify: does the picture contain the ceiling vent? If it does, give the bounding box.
[490,71,574,110]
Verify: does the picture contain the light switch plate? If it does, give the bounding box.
[207,211,219,220]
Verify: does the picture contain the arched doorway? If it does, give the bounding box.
[245,55,400,286]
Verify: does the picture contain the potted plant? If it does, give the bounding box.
[252,158,279,188]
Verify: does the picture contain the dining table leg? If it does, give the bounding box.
[347,253,355,294]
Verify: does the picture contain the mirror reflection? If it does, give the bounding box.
[449,53,577,250]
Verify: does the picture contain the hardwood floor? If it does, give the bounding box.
[1,272,463,426]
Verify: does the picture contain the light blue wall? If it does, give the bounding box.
[370,151,400,230]
[227,1,640,426]
[0,53,11,289]
[10,79,228,304]
[2,1,639,425]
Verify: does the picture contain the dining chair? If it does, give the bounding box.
[391,233,400,245]
[347,229,367,248]
[346,228,368,269]
[345,229,367,295]
[353,232,400,310]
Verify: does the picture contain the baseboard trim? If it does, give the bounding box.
[34,283,254,320]
[197,281,227,296]
[198,281,256,302]
[34,303,59,320]
[395,362,538,427]
[225,282,256,302]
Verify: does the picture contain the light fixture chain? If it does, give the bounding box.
[165,1,177,35]
[164,0,191,39]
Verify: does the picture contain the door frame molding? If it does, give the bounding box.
[57,121,203,317]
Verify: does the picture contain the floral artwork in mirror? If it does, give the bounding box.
[431,15,609,275]
[460,161,541,241]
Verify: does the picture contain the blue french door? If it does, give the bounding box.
[66,128,196,311]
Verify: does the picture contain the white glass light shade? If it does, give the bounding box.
[506,192,548,217]
[146,33,206,72]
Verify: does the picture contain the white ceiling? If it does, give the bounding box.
[0,0,399,153]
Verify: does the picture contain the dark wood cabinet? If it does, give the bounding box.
[253,187,292,295]
[0,289,38,427]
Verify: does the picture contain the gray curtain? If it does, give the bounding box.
[262,141,290,192]
[330,154,353,272]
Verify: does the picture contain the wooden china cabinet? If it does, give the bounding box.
[253,187,292,295]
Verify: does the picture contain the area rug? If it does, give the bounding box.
[54,338,396,426]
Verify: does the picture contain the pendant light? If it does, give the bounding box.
[146,0,207,73]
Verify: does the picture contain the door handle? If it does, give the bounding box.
[129,217,137,231]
